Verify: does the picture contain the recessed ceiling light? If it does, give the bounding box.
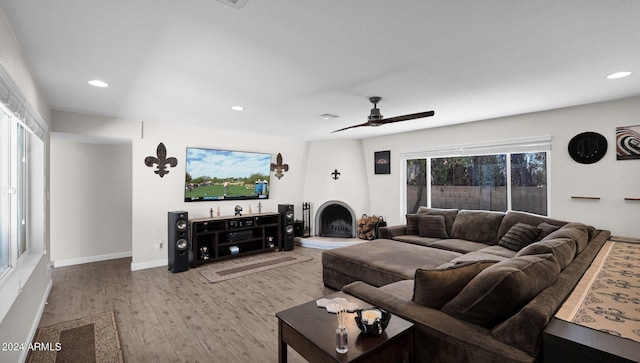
[231,106,244,111]
[88,79,109,87]
[606,71,632,79]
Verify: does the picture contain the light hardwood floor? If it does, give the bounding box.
[40,247,335,362]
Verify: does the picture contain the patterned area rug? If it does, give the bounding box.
[555,238,640,343]
[27,310,123,363]
[198,252,312,283]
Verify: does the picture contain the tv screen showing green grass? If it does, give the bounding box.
[185,148,271,202]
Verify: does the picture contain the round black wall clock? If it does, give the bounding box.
[568,132,608,164]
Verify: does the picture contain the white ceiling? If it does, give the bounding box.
[1,0,639,141]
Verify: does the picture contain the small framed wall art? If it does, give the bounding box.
[374,150,391,174]
[616,125,640,160]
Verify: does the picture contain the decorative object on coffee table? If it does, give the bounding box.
[355,307,391,336]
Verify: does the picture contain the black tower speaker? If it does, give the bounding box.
[278,204,295,251]
[168,211,189,273]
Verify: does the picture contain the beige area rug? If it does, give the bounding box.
[555,238,640,343]
[27,310,123,363]
[198,252,312,283]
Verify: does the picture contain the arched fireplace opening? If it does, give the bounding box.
[315,200,356,238]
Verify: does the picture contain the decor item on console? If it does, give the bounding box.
[322,207,611,362]
[616,124,640,160]
[374,150,390,174]
[270,152,289,179]
[234,205,243,216]
[144,142,178,177]
[331,169,341,180]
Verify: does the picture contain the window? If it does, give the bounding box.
[0,108,9,275]
[403,137,550,216]
[0,104,33,278]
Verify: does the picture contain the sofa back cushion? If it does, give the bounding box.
[417,214,449,238]
[450,210,505,244]
[542,222,590,254]
[417,207,459,237]
[497,222,541,251]
[496,210,567,242]
[536,222,561,240]
[441,253,561,328]
[406,214,419,235]
[516,237,576,270]
[413,261,495,309]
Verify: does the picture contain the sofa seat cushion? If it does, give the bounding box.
[477,245,518,259]
[450,210,505,244]
[413,261,496,309]
[497,222,541,251]
[429,239,491,254]
[391,235,441,247]
[516,237,576,270]
[417,214,449,238]
[322,239,462,288]
[441,253,561,328]
[542,222,590,254]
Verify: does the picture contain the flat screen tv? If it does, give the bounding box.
[185,147,271,202]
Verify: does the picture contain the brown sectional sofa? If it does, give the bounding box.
[321,207,611,362]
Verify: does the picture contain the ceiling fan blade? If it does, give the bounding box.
[331,122,370,133]
[379,110,435,124]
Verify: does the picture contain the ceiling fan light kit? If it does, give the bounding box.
[332,96,435,133]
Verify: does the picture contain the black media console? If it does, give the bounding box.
[189,213,282,267]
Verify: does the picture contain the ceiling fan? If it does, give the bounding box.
[332,96,435,133]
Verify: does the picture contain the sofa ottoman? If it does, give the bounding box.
[322,239,462,290]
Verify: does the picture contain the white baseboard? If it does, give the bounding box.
[53,251,132,267]
[130,259,167,271]
[20,278,53,363]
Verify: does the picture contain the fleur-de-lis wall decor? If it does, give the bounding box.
[331,169,341,180]
[144,142,178,178]
[270,152,289,179]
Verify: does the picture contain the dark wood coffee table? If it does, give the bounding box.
[276,291,414,363]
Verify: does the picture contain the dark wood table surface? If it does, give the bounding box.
[276,291,414,363]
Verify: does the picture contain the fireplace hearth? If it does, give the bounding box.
[315,200,356,238]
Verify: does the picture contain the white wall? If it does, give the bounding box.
[50,139,132,265]
[52,111,309,270]
[362,96,640,238]
[0,9,52,363]
[303,139,370,230]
